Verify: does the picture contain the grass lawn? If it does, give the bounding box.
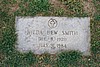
[0,0,100,67]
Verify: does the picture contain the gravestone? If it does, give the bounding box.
[15,17,90,55]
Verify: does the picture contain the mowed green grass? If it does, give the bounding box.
[0,0,100,67]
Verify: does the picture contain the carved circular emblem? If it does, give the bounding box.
[48,18,58,28]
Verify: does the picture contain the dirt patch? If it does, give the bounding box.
[9,0,21,14]
[82,0,96,16]
[0,52,5,64]
[49,0,67,11]
[10,4,19,12]
[49,0,96,16]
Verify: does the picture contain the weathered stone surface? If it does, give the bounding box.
[15,17,90,55]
